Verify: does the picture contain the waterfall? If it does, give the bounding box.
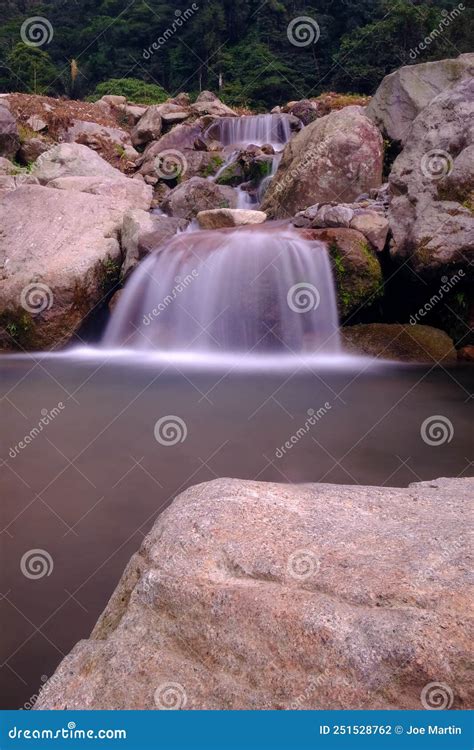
[205,113,294,149]
[104,225,340,354]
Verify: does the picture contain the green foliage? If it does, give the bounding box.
[0,0,472,107]
[3,43,59,95]
[87,78,169,104]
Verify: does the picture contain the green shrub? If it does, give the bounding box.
[87,78,168,105]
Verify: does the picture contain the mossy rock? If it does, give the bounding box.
[341,323,457,363]
[300,228,383,320]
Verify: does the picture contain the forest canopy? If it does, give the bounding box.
[1,0,472,109]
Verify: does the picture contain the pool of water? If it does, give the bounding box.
[1,350,472,708]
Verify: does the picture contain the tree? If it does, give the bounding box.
[5,43,59,94]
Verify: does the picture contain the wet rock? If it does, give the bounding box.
[0,185,124,350]
[341,323,457,363]
[121,210,186,278]
[262,107,383,218]
[197,208,267,229]
[161,177,237,220]
[34,476,473,710]
[300,227,383,319]
[366,53,474,144]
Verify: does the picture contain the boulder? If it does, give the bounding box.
[154,102,191,126]
[47,176,153,211]
[32,143,122,183]
[191,91,237,117]
[262,107,383,219]
[65,120,133,153]
[137,122,207,179]
[131,106,163,146]
[0,157,15,175]
[366,53,474,144]
[0,102,19,159]
[349,212,390,252]
[121,210,186,278]
[197,208,267,229]
[285,99,320,125]
[300,228,383,319]
[18,136,50,164]
[34,476,473,710]
[389,77,474,277]
[0,185,124,350]
[341,324,457,363]
[161,177,237,220]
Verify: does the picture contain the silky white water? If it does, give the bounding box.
[104,225,340,354]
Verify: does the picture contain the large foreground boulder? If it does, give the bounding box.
[0,185,124,350]
[366,53,474,144]
[389,77,474,277]
[35,477,472,710]
[262,106,383,219]
[341,323,457,363]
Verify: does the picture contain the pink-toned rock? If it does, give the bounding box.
[262,106,383,219]
[34,477,472,710]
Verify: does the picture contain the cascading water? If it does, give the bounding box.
[206,113,294,150]
[206,113,296,208]
[104,224,340,354]
[104,112,341,357]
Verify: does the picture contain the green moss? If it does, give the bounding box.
[328,237,382,318]
[0,310,35,349]
[200,155,224,178]
[99,257,121,293]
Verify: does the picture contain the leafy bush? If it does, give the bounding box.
[87,78,168,105]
